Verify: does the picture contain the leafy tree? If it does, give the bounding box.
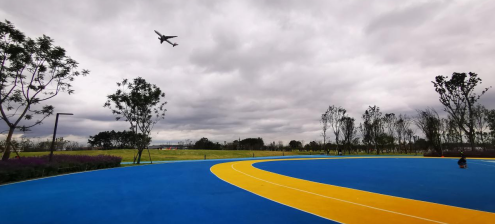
[267,141,277,151]
[289,140,302,149]
[240,137,264,150]
[414,138,428,153]
[88,131,113,149]
[376,133,394,151]
[304,141,319,151]
[0,20,89,161]
[432,72,491,151]
[194,137,216,149]
[309,141,321,151]
[88,130,140,149]
[104,77,166,164]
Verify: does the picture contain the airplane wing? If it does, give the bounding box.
[166,36,177,39]
[154,30,162,36]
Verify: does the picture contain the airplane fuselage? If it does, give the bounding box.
[154,30,178,47]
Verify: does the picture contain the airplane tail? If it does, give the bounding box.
[160,39,164,44]
[173,43,178,47]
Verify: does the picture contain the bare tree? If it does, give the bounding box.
[320,111,329,154]
[383,113,397,153]
[327,105,346,154]
[414,108,442,155]
[395,114,411,153]
[363,106,383,154]
[359,122,371,154]
[473,104,489,148]
[340,116,357,155]
[405,128,415,154]
[487,109,495,146]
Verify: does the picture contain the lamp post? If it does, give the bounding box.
[49,113,73,162]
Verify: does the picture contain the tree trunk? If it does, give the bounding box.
[468,129,476,152]
[1,127,15,161]
[136,148,144,164]
[375,141,379,155]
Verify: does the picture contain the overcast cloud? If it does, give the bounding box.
[1,0,494,145]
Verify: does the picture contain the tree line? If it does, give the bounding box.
[320,72,494,155]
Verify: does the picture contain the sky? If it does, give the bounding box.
[1,0,494,146]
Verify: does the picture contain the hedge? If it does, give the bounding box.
[0,154,122,184]
[424,150,495,158]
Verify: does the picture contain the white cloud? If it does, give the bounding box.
[0,0,494,145]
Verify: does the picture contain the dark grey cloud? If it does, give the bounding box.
[1,0,494,145]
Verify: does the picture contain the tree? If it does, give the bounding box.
[363,106,383,154]
[383,113,397,152]
[340,116,357,154]
[359,121,372,154]
[88,130,140,149]
[194,137,216,149]
[414,108,442,155]
[327,105,346,154]
[306,141,319,151]
[289,140,302,149]
[487,109,495,144]
[395,114,411,153]
[405,128,415,153]
[444,115,464,148]
[473,104,489,147]
[0,20,89,161]
[432,72,491,151]
[320,111,329,153]
[240,138,264,150]
[104,77,166,164]
[88,131,113,149]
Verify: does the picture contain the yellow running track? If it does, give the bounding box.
[210,157,495,223]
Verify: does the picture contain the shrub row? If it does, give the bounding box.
[0,154,122,184]
[424,150,495,158]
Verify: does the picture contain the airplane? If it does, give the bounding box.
[154,30,178,47]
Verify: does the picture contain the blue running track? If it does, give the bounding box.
[0,157,331,224]
[255,158,495,213]
[2,157,494,223]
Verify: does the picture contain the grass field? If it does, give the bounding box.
[10,149,317,162]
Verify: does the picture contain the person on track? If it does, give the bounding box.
[458,155,468,169]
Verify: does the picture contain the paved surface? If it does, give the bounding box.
[212,157,495,223]
[2,156,494,223]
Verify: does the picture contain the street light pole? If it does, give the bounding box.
[49,113,73,162]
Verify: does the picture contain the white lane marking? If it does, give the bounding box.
[471,161,495,168]
[231,162,448,224]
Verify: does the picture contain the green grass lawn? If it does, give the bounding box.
[11,149,423,163]
[11,149,315,163]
